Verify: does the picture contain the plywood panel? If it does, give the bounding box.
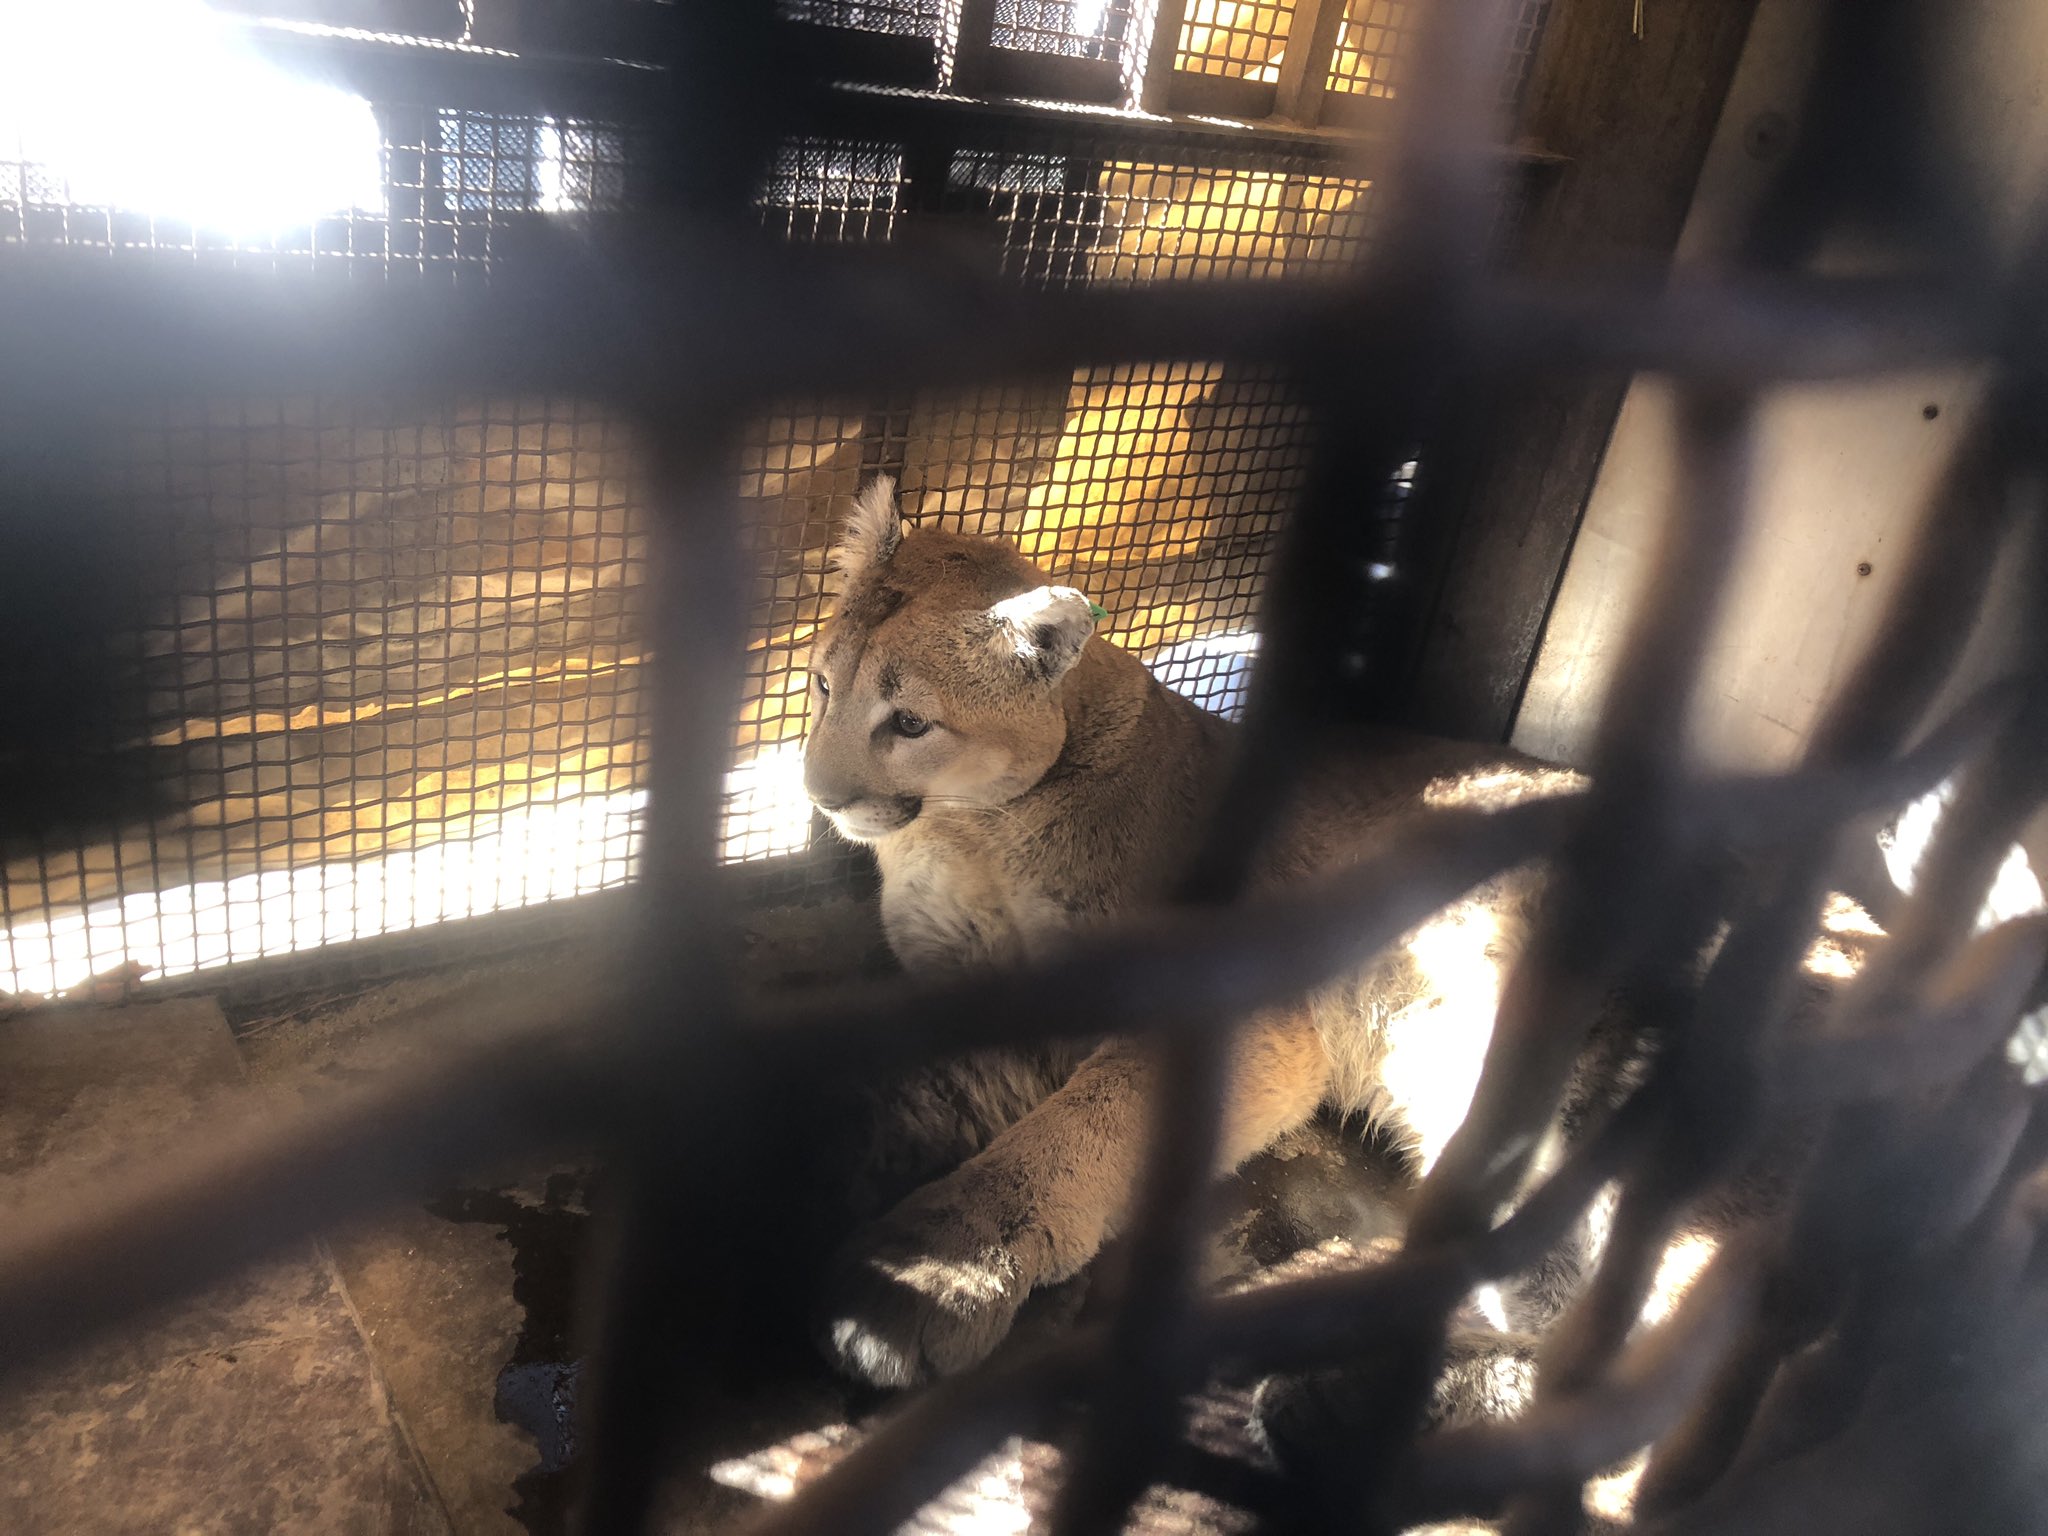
[1514,371,1980,771]
[1512,0,2048,771]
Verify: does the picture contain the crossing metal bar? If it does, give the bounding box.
[0,0,2044,1532]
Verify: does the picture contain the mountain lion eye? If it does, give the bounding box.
[891,710,930,739]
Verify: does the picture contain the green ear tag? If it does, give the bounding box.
[1086,601,1109,623]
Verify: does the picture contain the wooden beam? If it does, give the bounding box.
[1138,0,1193,114]
[1273,0,1344,126]
[949,0,1002,93]
[979,49,1128,104]
[1400,0,1765,742]
[1160,72,1278,120]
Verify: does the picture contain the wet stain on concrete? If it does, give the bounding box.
[427,1171,597,1535]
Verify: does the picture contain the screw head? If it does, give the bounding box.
[1744,110,1792,161]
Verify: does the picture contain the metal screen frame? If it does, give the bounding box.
[4,20,1461,993]
[4,1,2048,1534]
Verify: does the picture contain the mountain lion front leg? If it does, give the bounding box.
[841,1044,1090,1222]
[821,1008,1330,1388]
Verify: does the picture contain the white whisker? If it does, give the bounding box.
[921,796,1017,823]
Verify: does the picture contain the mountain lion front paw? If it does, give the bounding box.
[1251,1328,1539,1482]
[818,1166,1051,1389]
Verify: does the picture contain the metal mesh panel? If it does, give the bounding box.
[757,138,907,242]
[430,110,630,216]
[0,97,1397,985]
[2,103,630,275]
[0,394,652,998]
[11,6,2048,1536]
[1174,0,1294,82]
[1497,0,1552,108]
[778,0,948,37]
[939,139,1378,284]
[1324,0,1414,101]
[734,126,1385,901]
[1325,0,1550,108]
[1059,160,1377,282]
[992,0,1140,62]
[0,83,664,992]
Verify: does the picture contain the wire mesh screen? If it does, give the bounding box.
[992,0,1140,62]
[10,4,2048,1536]
[430,111,631,218]
[1324,0,1549,108]
[0,80,1399,987]
[1,101,631,275]
[1325,0,1416,101]
[1496,0,1552,108]
[1174,0,1295,82]
[758,137,907,242]
[779,0,949,38]
[0,85,663,996]
[0,393,652,999]
[736,124,1383,899]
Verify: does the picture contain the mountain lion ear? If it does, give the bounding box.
[832,476,903,581]
[986,585,1097,683]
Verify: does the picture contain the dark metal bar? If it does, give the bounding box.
[1389,1246,1759,1526]
[568,7,815,1527]
[0,251,2003,417]
[5,0,2048,1531]
[572,425,759,1533]
[0,666,2001,1391]
[1636,435,2046,1516]
[1411,384,1757,1248]
[1136,0,1192,114]
[1050,6,1558,1525]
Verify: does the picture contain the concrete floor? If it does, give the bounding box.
[0,995,446,1534]
[0,898,1412,1534]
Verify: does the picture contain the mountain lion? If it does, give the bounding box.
[799,475,1645,1392]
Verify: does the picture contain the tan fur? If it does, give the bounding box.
[801,482,1590,1388]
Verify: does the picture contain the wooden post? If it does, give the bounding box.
[1272,0,1343,126]
[1399,0,1766,742]
[1139,0,1194,114]
[949,0,1001,94]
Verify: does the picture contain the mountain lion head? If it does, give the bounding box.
[802,479,1099,844]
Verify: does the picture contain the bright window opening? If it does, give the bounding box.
[0,0,383,239]
[0,747,822,998]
